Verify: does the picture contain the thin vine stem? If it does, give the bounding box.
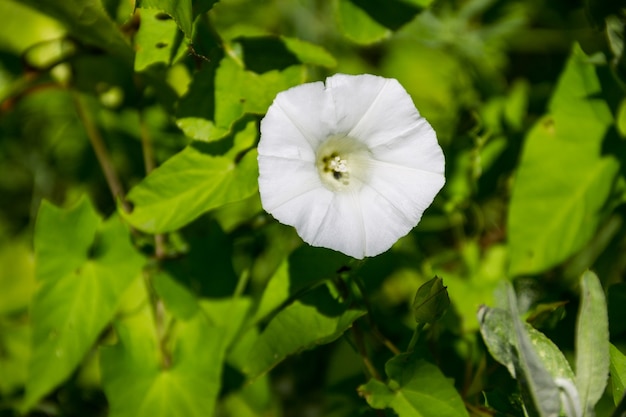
[353,275,401,355]
[72,91,131,212]
[138,111,167,259]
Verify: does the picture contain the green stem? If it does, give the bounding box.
[353,276,401,355]
[406,323,425,353]
[72,92,131,212]
[352,321,382,381]
[138,111,167,259]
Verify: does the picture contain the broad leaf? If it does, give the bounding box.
[24,198,144,410]
[176,55,304,141]
[281,37,337,67]
[242,285,365,379]
[152,270,199,320]
[358,354,469,417]
[200,298,253,348]
[122,124,259,233]
[508,45,621,275]
[610,344,626,406]
[252,246,350,324]
[138,0,218,39]
[102,289,227,417]
[0,320,31,396]
[134,8,186,71]
[19,0,133,63]
[334,0,390,44]
[0,241,35,316]
[576,271,609,414]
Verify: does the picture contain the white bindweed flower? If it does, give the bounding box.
[257,73,445,259]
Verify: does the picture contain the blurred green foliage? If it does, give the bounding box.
[0,0,625,416]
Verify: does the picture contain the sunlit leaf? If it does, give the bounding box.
[152,270,199,320]
[281,37,337,67]
[122,124,259,233]
[576,270,609,414]
[24,198,144,410]
[102,288,227,417]
[200,297,253,348]
[0,0,65,55]
[0,241,35,316]
[358,353,469,417]
[508,45,621,275]
[610,344,626,406]
[0,320,31,396]
[176,55,304,141]
[19,0,133,63]
[333,0,390,44]
[138,0,218,39]
[134,8,186,71]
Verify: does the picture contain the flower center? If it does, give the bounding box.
[315,135,371,192]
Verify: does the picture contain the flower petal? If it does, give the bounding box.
[361,159,445,232]
[369,119,444,174]
[325,74,422,147]
[307,190,367,259]
[258,81,335,161]
[258,155,321,212]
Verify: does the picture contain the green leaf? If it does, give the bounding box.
[610,344,626,406]
[333,0,390,44]
[152,270,199,320]
[0,241,35,315]
[576,270,609,414]
[0,320,31,396]
[0,0,65,55]
[138,0,218,39]
[478,306,516,377]
[24,198,144,410]
[252,247,350,324]
[281,37,337,68]
[134,8,186,71]
[242,285,365,379]
[412,276,450,325]
[525,325,575,381]
[176,55,304,141]
[478,305,574,382]
[102,289,227,417]
[19,0,133,63]
[122,124,259,233]
[199,298,253,348]
[505,285,561,417]
[508,45,621,275]
[358,354,469,417]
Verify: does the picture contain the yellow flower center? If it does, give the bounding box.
[315,135,371,192]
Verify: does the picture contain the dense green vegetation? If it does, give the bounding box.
[0,0,625,416]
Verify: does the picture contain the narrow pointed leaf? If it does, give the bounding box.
[576,271,609,414]
[505,284,561,417]
[609,344,626,406]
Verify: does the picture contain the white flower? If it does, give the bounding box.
[257,73,445,259]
